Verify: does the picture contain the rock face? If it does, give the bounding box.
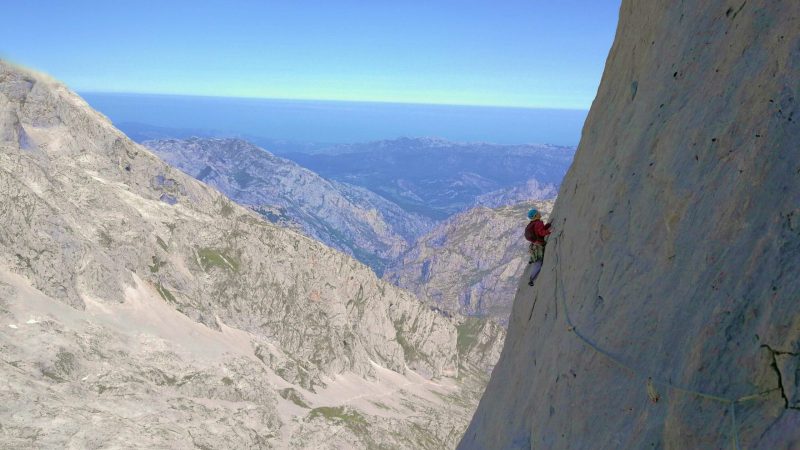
[144,137,434,275]
[0,61,499,449]
[461,2,800,449]
[285,137,574,220]
[385,201,554,325]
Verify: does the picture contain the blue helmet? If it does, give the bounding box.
[527,208,538,219]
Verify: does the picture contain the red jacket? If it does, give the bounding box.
[525,219,551,244]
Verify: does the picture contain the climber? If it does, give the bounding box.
[524,208,551,286]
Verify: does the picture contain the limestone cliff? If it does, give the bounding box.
[461,2,800,448]
[0,61,497,449]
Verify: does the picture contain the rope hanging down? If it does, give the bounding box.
[545,233,779,450]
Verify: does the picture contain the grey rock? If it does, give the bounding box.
[386,201,554,325]
[144,137,434,275]
[0,61,501,449]
[461,2,800,448]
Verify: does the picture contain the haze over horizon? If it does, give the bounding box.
[82,92,590,146]
[0,1,621,110]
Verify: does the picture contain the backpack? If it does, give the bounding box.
[524,221,537,242]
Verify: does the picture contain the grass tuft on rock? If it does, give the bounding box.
[278,387,310,408]
[197,248,239,272]
[308,406,368,428]
[456,317,484,356]
[156,236,168,251]
[156,283,177,303]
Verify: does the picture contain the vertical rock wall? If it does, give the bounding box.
[460,1,800,448]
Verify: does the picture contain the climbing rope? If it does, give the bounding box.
[543,233,780,450]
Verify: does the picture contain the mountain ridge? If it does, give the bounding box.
[0,60,503,449]
[144,137,434,274]
[283,138,573,220]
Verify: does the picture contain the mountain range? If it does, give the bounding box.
[142,137,562,324]
[284,138,571,220]
[0,61,504,449]
[3,1,790,447]
[144,137,434,275]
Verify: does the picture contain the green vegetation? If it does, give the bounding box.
[175,372,200,387]
[98,229,113,247]
[149,255,167,273]
[433,386,478,409]
[55,350,77,375]
[405,423,440,449]
[197,247,240,272]
[273,364,319,392]
[309,406,368,428]
[156,283,177,303]
[393,312,435,368]
[456,317,485,355]
[156,236,168,251]
[42,349,77,382]
[395,330,420,363]
[14,253,33,270]
[156,372,178,386]
[346,285,367,314]
[217,198,235,217]
[369,400,392,411]
[308,406,381,448]
[278,388,310,408]
[393,313,433,368]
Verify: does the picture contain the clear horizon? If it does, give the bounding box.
[0,1,621,110]
[81,91,589,147]
[76,89,592,111]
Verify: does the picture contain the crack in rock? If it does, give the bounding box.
[761,344,800,410]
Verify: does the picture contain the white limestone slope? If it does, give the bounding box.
[0,268,479,448]
[0,61,497,449]
[460,2,800,449]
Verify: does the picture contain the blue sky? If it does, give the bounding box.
[0,1,621,109]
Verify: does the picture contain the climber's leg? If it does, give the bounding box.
[528,260,542,286]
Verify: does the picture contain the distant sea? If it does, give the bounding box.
[81,93,587,149]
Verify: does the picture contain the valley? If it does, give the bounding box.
[141,136,562,326]
[144,137,435,276]
[284,138,569,220]
[0,62,507,449]
[3,0,793,448]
